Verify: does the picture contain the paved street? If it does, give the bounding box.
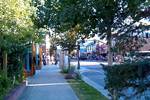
[71,61,109,98]
[18,65,78,100]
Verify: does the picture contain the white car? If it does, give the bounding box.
[135,51,150,59]
[124,51,150,62]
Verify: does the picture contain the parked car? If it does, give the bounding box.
[124,51,150,62]
[135,51,150,60]
[79,53,87,60]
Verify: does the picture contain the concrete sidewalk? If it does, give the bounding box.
[19,65,78,100]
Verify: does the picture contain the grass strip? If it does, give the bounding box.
[67,79,108,100]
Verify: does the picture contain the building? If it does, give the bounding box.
[79,35,107,60]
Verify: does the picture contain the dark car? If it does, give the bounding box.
[79,53,87,60]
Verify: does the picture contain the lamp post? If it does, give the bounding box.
[53,45,57,65]
[77,41,80,70]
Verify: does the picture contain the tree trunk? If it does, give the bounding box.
[113,89,118,100]
[77,44,80,70]
[0,49,2,70]
[107,28,113,66]
[3,50,7,78]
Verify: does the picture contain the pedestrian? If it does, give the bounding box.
[51,55,54,64]
[42,54,46,65]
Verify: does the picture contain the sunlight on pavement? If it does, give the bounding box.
[26,82,78,87]
[71,61,100,66]
[80,70,102,74]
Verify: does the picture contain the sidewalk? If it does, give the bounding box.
[19,65,78,100]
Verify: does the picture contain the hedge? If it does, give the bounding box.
[104,59,150,99]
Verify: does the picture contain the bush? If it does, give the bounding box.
[0,73,12,99]
[61,65,81,79]
[7,56,24,83]
[61,68,69,74]
[61,65,76,74]
[104,59,150,99]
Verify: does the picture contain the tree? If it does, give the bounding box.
[49,26,78,70]
[114,36,147,55]
[58,27,78,70]
[86,0,150,65]
[0,0,40,79]
[34,0,150,66]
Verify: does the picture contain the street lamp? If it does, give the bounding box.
[77,41,80,70]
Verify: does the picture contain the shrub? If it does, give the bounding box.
[0,73,12,99]
[104,59,150,99]
[61,65,76,74]
[7,57,24,83]
[61,68,69,74]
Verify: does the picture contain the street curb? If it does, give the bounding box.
[81,75,110,99]
[4,82,26,100]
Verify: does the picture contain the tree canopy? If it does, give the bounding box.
[0,0,43,80]
[34,0,150,65]
[0,0,37,51]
